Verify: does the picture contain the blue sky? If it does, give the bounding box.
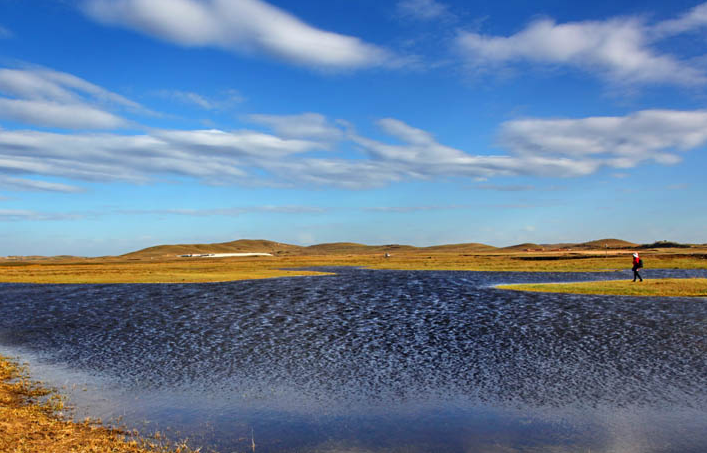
[1,0,707,256]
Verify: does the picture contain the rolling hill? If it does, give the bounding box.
[578,238,639,249]
[122,239,302,258]
[122,237,658,258]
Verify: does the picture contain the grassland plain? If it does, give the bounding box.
[2,244,706,285]
[1,241,706,451]
[0,355,195,453]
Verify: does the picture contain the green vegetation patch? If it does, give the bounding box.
[498,278,707,297]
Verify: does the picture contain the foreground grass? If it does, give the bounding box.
[1,251,706,285]
[498,278,707,297]
[0,355,196,453]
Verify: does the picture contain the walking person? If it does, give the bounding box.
[632,252,643,282]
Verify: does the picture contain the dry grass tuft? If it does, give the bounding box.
[0,355,199,453]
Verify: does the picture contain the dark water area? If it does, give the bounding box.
[1,268,706,452]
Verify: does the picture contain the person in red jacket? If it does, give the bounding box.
[632,252,643,282]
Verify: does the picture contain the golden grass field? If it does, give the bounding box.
[1,242,706,287]
[498,278,707,297]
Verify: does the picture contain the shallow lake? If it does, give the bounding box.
[1,268,706,452]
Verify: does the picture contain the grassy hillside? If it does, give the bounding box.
[124,240,495,258]
[422,243,499,253]
[119,237,702,259]
[122,239,302,258]
[502,243,544,251]
[579,238,639,249]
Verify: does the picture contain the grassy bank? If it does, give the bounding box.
[0,355,195,453]
[498,278,707,297]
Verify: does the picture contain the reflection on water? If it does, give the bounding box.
[1,268,706,452]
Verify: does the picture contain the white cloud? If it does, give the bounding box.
[0,128,325,185]
[262,157,406,189]
[499,109,707,170]
[0,25,12,38]
[247,112,344,141]
[652,2,707,37]
[83,0,392,70]
[0,68,141,109]
[165,91,213,110]
[364,205,468,213]
[155,128,324,159]
[0,177,84,193]
[0,209,83,221]
[159,89,244,110]
[475,184,535,191]
[0,98,127,129]
[397,0,451,21]
[456,15,706,86]
[1,92,704,190]
[0,67,147,129]
[352,118,595,179]
[118,205,327,216]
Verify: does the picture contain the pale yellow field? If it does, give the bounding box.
[1,248,706,285]
[499,278,707,297]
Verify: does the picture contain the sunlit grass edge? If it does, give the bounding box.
[497,278,707,297]
[1,251,706,284]
[0,355,197,452]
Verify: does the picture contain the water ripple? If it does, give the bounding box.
[1,268,706,452]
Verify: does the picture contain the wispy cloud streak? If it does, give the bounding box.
[0,67,148,129]
[499,109,707,169]
[158,89,244,110]
[396,0,452,21]
[0,177,84,193]
[0,209,85,221]
[83,0,393,70]
[455,5,707,86]
[118,206,327,216]
[2,109,705,190]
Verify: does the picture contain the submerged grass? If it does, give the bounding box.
[0,355,199,453]
[498,278,707,297]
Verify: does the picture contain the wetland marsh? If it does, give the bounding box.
[2,267,706,452]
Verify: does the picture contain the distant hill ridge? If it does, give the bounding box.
[122,239,301,258]
[578,238,639,249]
[123,237,657,258]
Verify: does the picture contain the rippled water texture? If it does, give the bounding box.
[1,268,706,452]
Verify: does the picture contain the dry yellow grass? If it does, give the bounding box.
[498,278,707,297]
[0,355,196,453]
[1,249,706,284]
[0,258,333,284]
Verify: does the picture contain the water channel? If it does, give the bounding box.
[1,268,706,452]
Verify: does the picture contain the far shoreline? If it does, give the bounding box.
[0,247,706,296]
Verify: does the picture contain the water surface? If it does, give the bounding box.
[1,268,706,452]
